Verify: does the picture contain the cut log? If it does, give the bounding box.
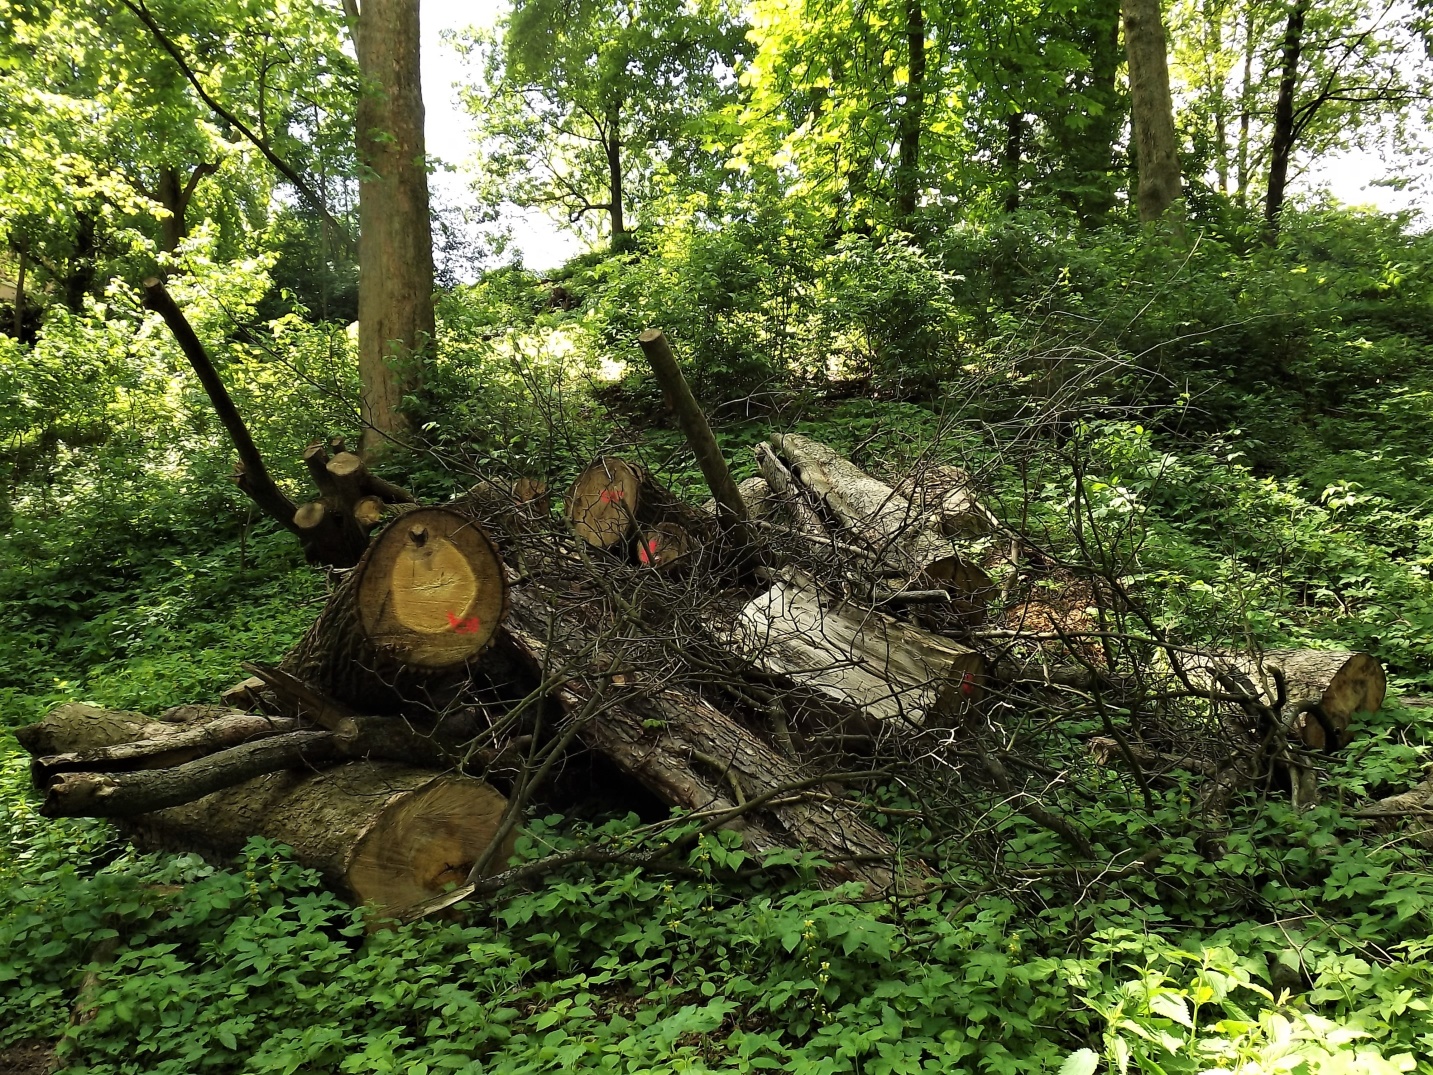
[753,444,832,542]
[282,507,507,712]
[895,464,1000,538]
[637,522,693,569]
[501,583,927,895]
[567,457,645,549]
[129,762,515,917]
[724,581,984,732]
[771,434,993,613]
[14,703,187,758]
[30,710,301,787]
[1189,648,1385,750]
[566,458,715,564]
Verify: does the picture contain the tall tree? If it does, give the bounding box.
[345,0,435,453]
[1264,0,1311,237]
[1122,0,1185,222]
[894,0,928,224]
[460,0,743,250]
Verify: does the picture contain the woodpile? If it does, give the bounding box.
[11,327,1395,919]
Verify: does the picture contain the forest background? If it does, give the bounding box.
[3,0,1433,1071]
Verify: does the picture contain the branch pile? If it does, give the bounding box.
[15,422,1390,920]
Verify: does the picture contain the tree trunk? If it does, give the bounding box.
[354,0,435,455]
[894,465,999,538]
[1187,648,1385,750]
[1206,0,1230,194]
[1236,5,1256,209]
[606,103,627,249]
[12,245,25,338]
[131,762,514,918]
[894,0,926,223]
[501,584,927,896]
[281,507,507,713]
[1003,111,1024,213]
[724,580,984,733]
[770,434,992,611]
[1122,0,1184,223]
[1264,0,1309,242]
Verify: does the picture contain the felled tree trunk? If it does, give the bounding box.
[501,583,927,896]
[723,580,984,734]
[282,507,507,713]
[131,762,513,917]
[1188,648,1385,750]
[21,701,520,818]
[895,464,999,538]
[771,434,993,615]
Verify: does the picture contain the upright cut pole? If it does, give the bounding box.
[636,328,759,567]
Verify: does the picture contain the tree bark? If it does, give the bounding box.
[130,762,514,918]
[1003,111,1024,214]
[500,584,927,896]
[1122,0,1184,223]
[770,434,992,611]
[354,0,436,455]
[894,0,926,223]
[11,245,25,338]
[606,103,627,249]
[1236,4,1256,208]
[1264,0,1309,242]
[636,329,759,568]
[895,465,999,539]
[1187,648,1385,750]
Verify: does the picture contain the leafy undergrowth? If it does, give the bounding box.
[4,762,1433,1075]
[8,389,1433,1071]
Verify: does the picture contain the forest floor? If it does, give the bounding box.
[6,385,1433,1072]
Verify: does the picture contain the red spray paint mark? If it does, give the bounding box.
[599,487,627,504]
[447,610,483,635]
[638,538,661,565]
[960,671,976,696]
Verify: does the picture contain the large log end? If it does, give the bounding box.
[357,507,507,668]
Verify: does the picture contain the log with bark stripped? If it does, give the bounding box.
[770,434,993,616]
[723,580,984,733]
[894,464,1000,538]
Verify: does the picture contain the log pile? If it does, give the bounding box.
[12,421,1394,919]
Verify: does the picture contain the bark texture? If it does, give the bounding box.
[1122,0,1184,222]
[355,0,436,454]
[132,762,513,917]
